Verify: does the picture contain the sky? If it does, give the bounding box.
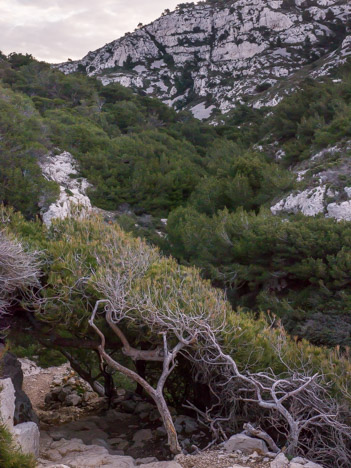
[0,0,186,63]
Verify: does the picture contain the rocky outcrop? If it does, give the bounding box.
[271,185,328,217]
[0,378,16,431]
[58,0,351,116]
[0,377,40,456]
[0,352,38,425]
[39,151,92,226]
[271,140,351,220]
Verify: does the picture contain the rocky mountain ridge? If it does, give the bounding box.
[58,0,351,118]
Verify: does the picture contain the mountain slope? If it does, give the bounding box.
[58,0,351,117]
[3,51,351,348]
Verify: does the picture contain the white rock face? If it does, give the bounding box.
[272,186,351,221]
[327,200,351,221]
[0,378,16,431]
[0,377,40,457]
[13,422,40,457]
[39,152,92,226]
[19,358,42,377]
[271,186,326,217]
[57,0,351,116]
[271,138,351,221]
[190,102,215,120]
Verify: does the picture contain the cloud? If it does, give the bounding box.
[0,0,183,62]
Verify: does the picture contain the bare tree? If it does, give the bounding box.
[81,219,351,464]
[88,232,227,454]
[189,328,351,466]
[0,231,40,318]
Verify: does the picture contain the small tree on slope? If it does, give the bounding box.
[0,227,40,337]
[85,216,351,462]
[3,211,350,464]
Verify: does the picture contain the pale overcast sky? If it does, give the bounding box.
[0,0,187,63]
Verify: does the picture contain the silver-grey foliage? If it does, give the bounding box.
[0,231,40,317]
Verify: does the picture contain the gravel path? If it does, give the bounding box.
[177,450,271,468]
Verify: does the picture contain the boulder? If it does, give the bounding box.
[13,421,40,456]
[0,352,38,424]
[120,399,137,413]
[0,378,16,430]
[135,401,154,414]
[174,415,198,434]
[65,393,82,407]
[270,453,289,468]
[58,387,71,402]
[224,433,269,455]
[133,428,153,444]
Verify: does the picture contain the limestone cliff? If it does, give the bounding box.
[58,0,351,118]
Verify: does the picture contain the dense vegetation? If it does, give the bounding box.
[1,52,351,350]
[2,207,351,465]
[0,53,291,217]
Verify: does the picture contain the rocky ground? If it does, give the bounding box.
[19,359,323,468]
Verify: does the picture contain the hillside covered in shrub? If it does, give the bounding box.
[2,207,351,466]
[1,47,351,466]
[1,53,351,349]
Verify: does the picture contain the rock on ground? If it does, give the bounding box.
[0,376,40,457]
[0,378,16,431]
[270,453,289,468]
[224,433,269,455]
[13,421,40,457]
[1,352,38,424]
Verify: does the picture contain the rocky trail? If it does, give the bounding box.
[7,359,321,468]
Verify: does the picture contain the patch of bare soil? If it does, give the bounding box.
[21,359,103,427]
[22,361,70,412]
